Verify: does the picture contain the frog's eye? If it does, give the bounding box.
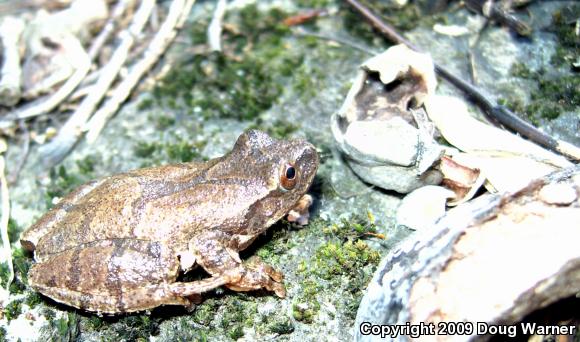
[280,163,297,190]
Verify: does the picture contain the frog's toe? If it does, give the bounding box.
[224,259,286,297]
[247,257,284,282]
[264,265,284,283]
[269,282,286,298]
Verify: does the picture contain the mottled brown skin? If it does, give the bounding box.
[21,130,319,314]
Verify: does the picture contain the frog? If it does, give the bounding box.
[20,130,319,314]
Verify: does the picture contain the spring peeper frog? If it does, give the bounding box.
[20,130,319,314]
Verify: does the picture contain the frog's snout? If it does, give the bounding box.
[296,143,319,180]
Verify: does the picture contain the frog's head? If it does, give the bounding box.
[229,130,319,230]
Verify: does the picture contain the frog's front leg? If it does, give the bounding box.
[190,231,286,298]
[286,194,313,225]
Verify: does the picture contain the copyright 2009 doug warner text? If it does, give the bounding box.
[359,321,577,339]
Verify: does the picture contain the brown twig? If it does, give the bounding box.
[88,0,134,60]
[343,0,580,161]
[0,144,12,292]
[0,43,91,123]
[208,0,227,52]
[85,0,196,143]
[0,17,25,107]
[464,0,532,36]
[39,0,156,166]
[293,27,374,54]
[8,121,30,185]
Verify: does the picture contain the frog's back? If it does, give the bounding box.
[21,161,214,260]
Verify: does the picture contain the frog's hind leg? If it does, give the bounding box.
[28,238,233,313]
[168,271,240,296]
[189,231,286,298]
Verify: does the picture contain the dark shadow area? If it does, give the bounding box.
[488,295,580,342]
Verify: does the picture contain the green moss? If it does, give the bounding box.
[526,101,561,120]
[0,327,6,341]
[321,211,383,242]
[189,16,210,46]
[534,76,580,112]
[507,60,580,122]
[228,325,244,340]
[292,213,383,323]
[340,1,427,46]
[292,302,318,323]
[267,316,294,334]
[7,218,19,244]
[291,278,322,323]
[254,220,295,265]
[248,119,299,140]
[25,292,42,308]
[313,239,380,281]
[49,312,80,341]
[3,247,32,294]
[340,3,383,45]
[152,1,339,124]
[134,141,158,158]
[153,4,300,122]
[43,155,100,207]
[165,141,203,163]
[193,293,267,339]
[0,263,9,290]
[220,296,258,329]
[294,0,333,7]
[157,51,286,121]
[237,5,290,46]
[3,299,22,321]
[549,5,580,67]
[117,315,160,340]
[84,316,105,331]
[137,98,154,111]
[76,155,98,175]
[41,307,56,321]
[83,315,160,340]
[134,139,206,164]
[193,298,220,325]
[166,317,210,341]
[154,114,176,130]
[510,62,532,79]
[45,163,95,208]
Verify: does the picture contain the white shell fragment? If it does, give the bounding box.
[396,185,456,231]
[331,45,443,193]
[361,45,437,108]
[432,23,470,37]
[425,95,573,193]
[343,118,419,166]
[538,183,578,205]
[425,95,572,168]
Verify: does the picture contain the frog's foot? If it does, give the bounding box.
[225,256,286,298]
[286,194,313,226]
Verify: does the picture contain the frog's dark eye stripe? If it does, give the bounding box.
[280,163,297,190]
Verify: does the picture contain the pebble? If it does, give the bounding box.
[538,183,577,205]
